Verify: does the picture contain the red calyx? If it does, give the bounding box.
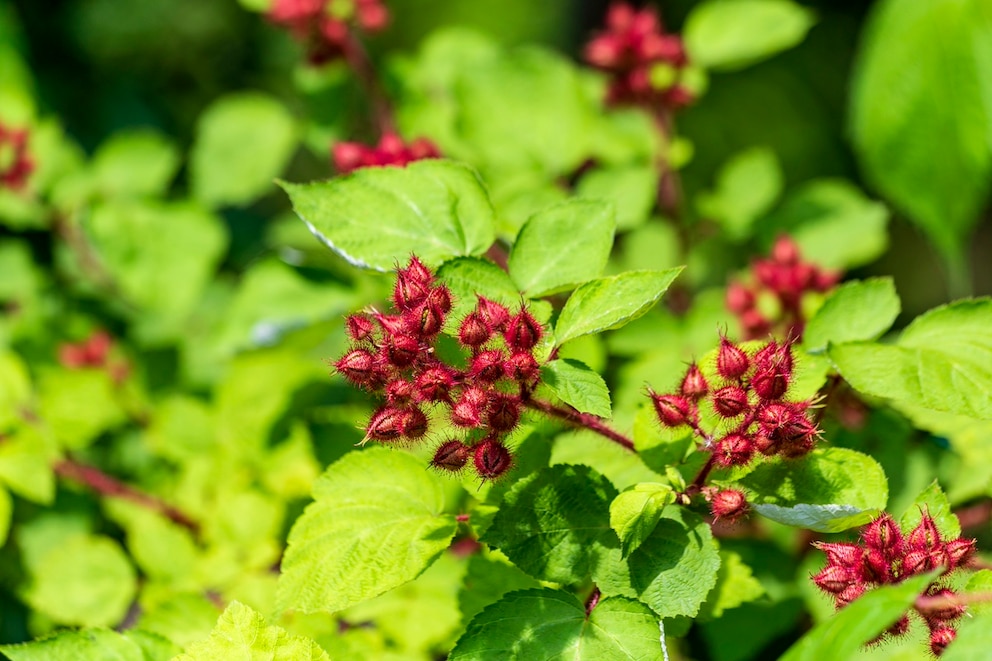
[680,363,708,399]
[473,438,513,480]
[401,406,429,440]
[385,379,415,405]
[713,432,754,467]
[505,308,543,351]
[414,366,456,403]
[716,336,750,380]
[430,439,471,472]
[459,311,492,347]
[365,406,407,443]
[712,385,749,418]
[504,351,540,384]
[335,348,378,387]
[650,391,692,427]
[710,489,749,524]
[475,297,510,332]
[812,564,859,594]
[487,393,521,433]
[929,626,956,656]
[384,334,421,368]
[751,367,789,401]
[863,513,904,554]
[345,314,376,342]
[451,387,489,428]
[470,349,507,383]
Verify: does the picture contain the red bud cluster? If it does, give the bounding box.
[335,256,547,481]
[812,512,977,655]
[332,132,441,175]
[650,337,820,468]
[0,123,34,191]
[727,236,840,340]
[268,0,388,65]
[58,330,129,383]
[584,2,693,110]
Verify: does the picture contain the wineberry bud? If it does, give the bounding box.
[475,297,510,332]
[504,351,540,384]
[925,588,966,622]
[929,626,956,656]
[710,489,749,524]
[771,235,801,265]
[812,564,857,594]
[414,366,455,402]
[385,334,421,368]
[430,439,471,472]
[505,309,542,351]
[680,363,708,399]
[650,392,691,427]
[836,583,865,608]
[864,514,903,553]
[385,379,415,405]
[335,349,377,387]
[907,513,942,549]
[365,406,406,443]
[393,260,433,311]
[751,368,789,401]
[487,393,521,432]
[426,285,453,314]
[945,538,977,568]
[713,432,754,467]
[815,542,864,568]
[716,336,749,379]
[451,387,488,428]
[401,406,429,440]
[712,385,749,418]
[725,282,755,314]
[470,349,506,382]
[404,301,445,338]
[459,311,491,347]
[473,438,513,481]
[346,314,376,342]
[887,615,910,637]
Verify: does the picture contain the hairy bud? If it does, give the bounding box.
[475,297,510,332]
[335,349,378,387]
[504,308,543,351]
[470,349,507,382]
[864,514,903,553]
[650,391,692,427]
[401,406,429,440]
[680,363,708,399]
[345,314,376,342]
[751,368,789,401]
[713,432,754,467]
[929,626,956,656]
[812,564,858,594]
[712,385,749,418]
[365,406,407,443]
[504,351,540,384]
[710,489,749,524]
[385,334,421,368]
[430,439,471,472]
[451,387,489,428]
[459,311,491,347]
[487,393,521,432]
[473,438,513,480]
[414,366,455,402]
[716,336,750,380]
[815,542,864,568]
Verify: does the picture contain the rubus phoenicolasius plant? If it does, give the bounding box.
[2,0,992,659]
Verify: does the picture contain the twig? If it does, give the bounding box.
[916,591,992,613]
[54,459,199,533]
[524,398,635,451]
[342,32,394,137]
[954,499,992,532]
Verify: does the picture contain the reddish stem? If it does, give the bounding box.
[584,587,601,617]
[342,31,394,137]
[55,459,199,533]
[915,591,992,613]
[524,398,634,451]
[954,499,992,531]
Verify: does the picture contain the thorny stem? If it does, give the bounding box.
[915,591,992,613]
[523,398,635,451]
[687,455,717,495]
[342,31,394,137]
[55,459,199,533]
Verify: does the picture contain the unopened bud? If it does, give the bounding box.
[650,391,691,427]
[401,406,429,440]
[812,564,857,594]
[430,439,471,472]
[475,297,510,332]
[470,349,506,382]
[473,438,513,480]
[710,489,749,524]
[751,368,789,401]
[414,366,455,403]
[365,406,406,443]
[712,385,749,418]
[717,336,750,379]
[505,309,543,351]
[504,351,540,384]
[680,363,708,399]
[459,311,491,347]
[487,393,521,432]
[713,432,754,467]
[346,314,376,342]
[929,626,956,656]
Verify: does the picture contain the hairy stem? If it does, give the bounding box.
[55,459,199,533]
[342,32,394,137]
[524,398,635,451]
[688,454,717,493]
[915,591,992,613]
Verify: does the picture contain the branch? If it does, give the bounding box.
[916,591,992,613]
[524,398,635,451]
[342,32,394,137]
[54,459,199,533]
[954,499,992,532]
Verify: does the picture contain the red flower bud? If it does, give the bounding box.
[751,368,789,401]
[414,366,456,403]
[346,314,376,342]
[929,626,956,656]
[812,564,858,594]
[945,538,977,568]
[473,438,513,481]
[680,363,708,399]
[771,236,801,265]
[404,301,445,338]
[459,311,492,347]
[335,348,377,386]
[451,387,489,428]
[710,489,749,524]
[365,406,407,443]
[504,351,540,384]
[907,513,942,550]
[864,514,904,553]
[712,385,749,418]
[717,336,750,380]
[925,588,966,622]
[426,285,453,314]
[385,334,421,368]
[726,282,755,314]
[470,349,506,382]
[650,391,692,427]
[475,297,510,332]
[754,340,794,375]
[401,406,429,440]
[887,615,910,637]
[373,313,408,336]
[505,309,543,351]
[901,549,931,576]
[385,379,415,405]
[393,261,433,311]
[430,439,471,472]
[817,543,865,569]
[835,583,865,608]
[487,393,521,432]
[713,432,754,467]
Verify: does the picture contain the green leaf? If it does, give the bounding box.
[450,589,662,661]
[576,165,658,231]
[698,550,765,620]
[780,573,936,661]
[596,507,721,619]
[91,129,180,198]
[899,480,960,540]
[87,200,228,319]
[632,404,693,473]
[554,268,683,345]
[436,256,522,323]
[741,447,889,532]
[508,199,616,297]
[480,464,617,584]
[684,0,816,71]
[760,179,890,270]
[830,299,992,419]
[37,368,126,450]
[0,629,180,661]
[190,92,298,207]
[21,534,137,627]
[0,350,31,428]
[0,425,56,504]
[963,570,992,616]
[804,278,901,352]
[458,553,541,627]
[609,482,674,557]
[282,159,496,271]
[175,601,329,661]
[697,147,783,240]
[540,359,612,418]
[278,448,457,614]
[850,0,992,263]
[944,608,992,660]
[0,486,10,547]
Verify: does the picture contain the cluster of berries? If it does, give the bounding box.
[650,336,821,467]
[267,0,388,65]
[332,132,441,175]
[0,123,34,191]
[58,330,129,383]
[584,2,693,109]
[727,236,840,340]
[812,512,977,656]
[334,256,546,481]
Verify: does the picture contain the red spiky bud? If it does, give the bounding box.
[712,385,749,418]
[835,583,866,608]
[713,432,754,467]
[414,366,456,403]
[716,336,749,379]
[403,255,433,287]
[680,363,708,399]
[929,626,956,656]
[393,259,433,311]
[430,439,471,472]
[812,564,858,594]
[473,438,513,480]
[475,297,510,332]
[385,334,421,368]
[385,379,415,405]
[365,406,406,443]
[426,285,453,314]
[740,309,772,339]
[650,391,692,427]
[451,387,489,428]
[754,340,794,375]
[373,313,408,336]
[725,282,755,314]
[864,546,895,582]
[710,489,749,524]
[907,513,942,550]
[771,235,801,265]
[504,351,540,384]
[470,349,506,382]
[505,309,542,351]
[945,538,977,568]
[459,311,491,347]
[753,433,777,455]
[404,300,445,338]
[887,615,910,637]
[335,348,378,386]
[864,514,903,553]
[487,393,521,432]
[346,314,376,342]
[751,368,789,401]
[925,588,966,622]
[815,542,864,568]
[401,406,429,440]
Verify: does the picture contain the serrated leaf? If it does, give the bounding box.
[576,164,657,231]
[450,589,661,661]
[21,534,137,627]
[37,368,127,450]
[0,350,31,428]
[0,487,10,547]
[596,507,721,619]
[609,482,674,557]
[458,553,541,627]
[804,278,900,352]
[508,199,615,296]
[685,0,816,71]
[830,299,992,419]
[175,601,329,661]
[899,480,960,540]
[480,464,617,584]
[699,550,765,620]
[278,448,457,614]
[0,425,56,504]
[741,447,888,532]
[697,147,783,240]
[850,0,992,262]
[0,629,180,661]
[944,608,992,660]
[190,92,298,207]
[780,573,936,661]
[436,256,522,323]
[283,159,496,271]
[540,359,612,418]
[91,129,180,198]
[554,268,683,345]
